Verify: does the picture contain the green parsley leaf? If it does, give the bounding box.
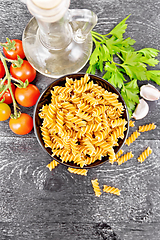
[123,80,139,103]
[107,15,131,39]
[121,93,136,118]
[89,44,100,65]
[140,57,159,66]
[121,81,139,118]
[122,51,142,65]
[138,48,159,58]
[146,70,160,85]
[104,63,125,88]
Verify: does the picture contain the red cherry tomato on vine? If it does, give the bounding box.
[0,80,16,104]
[15,84,40,107]
[10,60,36,83]
[9,113,33,135]
[3,39,25,60]
[0,60,5,78]
[0,102,11,121]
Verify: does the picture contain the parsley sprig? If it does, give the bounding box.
[87,15,160,118]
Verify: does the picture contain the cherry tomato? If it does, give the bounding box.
[0,102,11,121]
[9,113,33,135]
[10,60,36,83]
[0,80,16,104]
[15,84,40,107]
[0,60,5,78]
[3,39,25,60]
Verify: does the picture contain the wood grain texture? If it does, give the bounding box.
[0,0,160,240]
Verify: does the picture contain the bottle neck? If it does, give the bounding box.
[27,0,71,50]
[37,12,72,50]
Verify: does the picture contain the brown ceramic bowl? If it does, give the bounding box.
[33,73,129,169]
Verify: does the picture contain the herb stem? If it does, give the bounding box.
[91,31,105,42]
[116,53,124,62]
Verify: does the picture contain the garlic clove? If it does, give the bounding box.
[140,83,160,101]
[132,99,149,120]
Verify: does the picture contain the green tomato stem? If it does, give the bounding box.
[0,84,8,98]
[0,75,7,85]
[0,51,19,118]
[3,57,14,64]
[11,76,24,84]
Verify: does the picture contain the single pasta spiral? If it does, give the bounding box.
[103,185,121,196]
[39,104,49,119]
[74,80,94,94]
[129,120,135,127]
[125,130,140,146]
[117,151,134,165]
[91,179,102,197]
[47,160,59,171]
[137,147,152,163]
[56,111,64,135]
[65,77,74,87]
[139,123,156,132]
[111,118,127,128]
[68,167,88,176]
[41,126,54,148]
[73,74,89,89]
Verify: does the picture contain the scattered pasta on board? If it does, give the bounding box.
[103,185,121,196]
[125,130,140,146]
[91,178,102,197]
[39,74,157,198]
[116,151,134,165]
[129,120,135,127]
[47,160,59,171]
[68,167,88,176]
[137,147,152,163]
[138,123,156,132]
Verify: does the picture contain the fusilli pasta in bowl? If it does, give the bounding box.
[33,73,129,169]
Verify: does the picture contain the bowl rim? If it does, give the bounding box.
[33,72,129,169]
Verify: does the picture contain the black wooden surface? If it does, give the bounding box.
[0,0,160,239]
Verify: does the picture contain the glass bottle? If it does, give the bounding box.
[21,0,97,78]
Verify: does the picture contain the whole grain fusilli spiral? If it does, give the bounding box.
[125,130,140,146]
[138,123,156,132]
[47,160,59,171]
[91,178,102,197]
[137,147,152,163]
[117,151,134,165]
[103,185,121,196]
[68,167,88,176]
[129,120,135,127]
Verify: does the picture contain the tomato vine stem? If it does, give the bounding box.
[0,51,21,119]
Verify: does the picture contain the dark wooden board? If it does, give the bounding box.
[0,0,160,239]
